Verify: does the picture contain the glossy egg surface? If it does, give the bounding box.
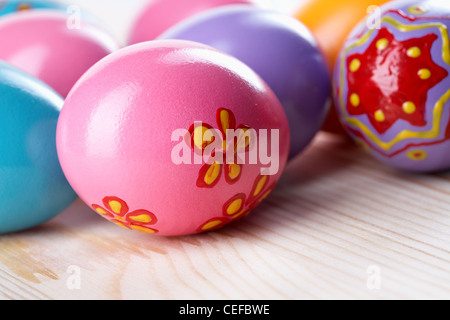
[56,40,290,236]
[128,0,255,44]
[334,0,450,172]
[160,6,331,159]
[0,61,77,234]
[0,10,119,97]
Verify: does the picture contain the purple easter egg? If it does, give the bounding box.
[127,0,255,44]
[159,5,331,160]
[334,0,450,172]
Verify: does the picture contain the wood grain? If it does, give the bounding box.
[1,132,450,300]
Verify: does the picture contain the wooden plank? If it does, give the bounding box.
[1,133,449,300]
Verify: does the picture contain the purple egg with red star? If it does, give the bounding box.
[334,0,450,172]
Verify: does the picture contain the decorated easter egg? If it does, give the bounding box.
[294,0,392,135]
[128,0,255,44]
[56,40,290,236]
[0,10,119,98]
[0,0,65,16]
[0,61,77,234]
[159,6,331,160]
[334,0,450,172]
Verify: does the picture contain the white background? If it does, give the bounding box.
[58,0,306,45]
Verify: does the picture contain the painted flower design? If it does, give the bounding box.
[196,174,277,233]
[92,196,158,234]
[187,108,253,188]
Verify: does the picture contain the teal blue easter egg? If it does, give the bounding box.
[0,61,77,234]
[0,0,65,16]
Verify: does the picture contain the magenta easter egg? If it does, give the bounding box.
[0,11,119,97]
[128,0,255,44]
[334,0,450,172]
[56,40,290,236]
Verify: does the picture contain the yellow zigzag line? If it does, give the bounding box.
[339,16,450,151]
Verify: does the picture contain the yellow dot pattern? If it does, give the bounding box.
[402,101,417,114]
[350,59,361,72]
[418,68,431,80]
[376,38,389,50]
[407,47,421,58]
[406,149,428,161]
[374,110,386,122]
[350,93,360,107]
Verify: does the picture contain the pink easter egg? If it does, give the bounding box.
[0,10,119,97]
[56,40,290,236]
[128,0,255,44]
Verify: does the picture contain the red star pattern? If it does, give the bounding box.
[346,27,448,134]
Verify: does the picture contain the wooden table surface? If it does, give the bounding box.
[1,132,449,300]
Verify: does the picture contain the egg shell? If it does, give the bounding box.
[56,40,290,237]
[334,0,450,172]
[294,0,392,135]
[0,10,119,98]
[159,5,331,160]
[0,61,77,234]
[0,0,65,16]
[128,0,255,45]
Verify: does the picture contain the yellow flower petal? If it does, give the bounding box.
[226,199,243,216]
[193,125,214,150]
[129,214,151,224]
[228,163,241,180]
[130,225,157,234]
[219,109,232,133]
[253,175,268,197]
[95,207,107,215]
[204,162,221,186]
[202,220,223,231]
[108,200,123,215]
